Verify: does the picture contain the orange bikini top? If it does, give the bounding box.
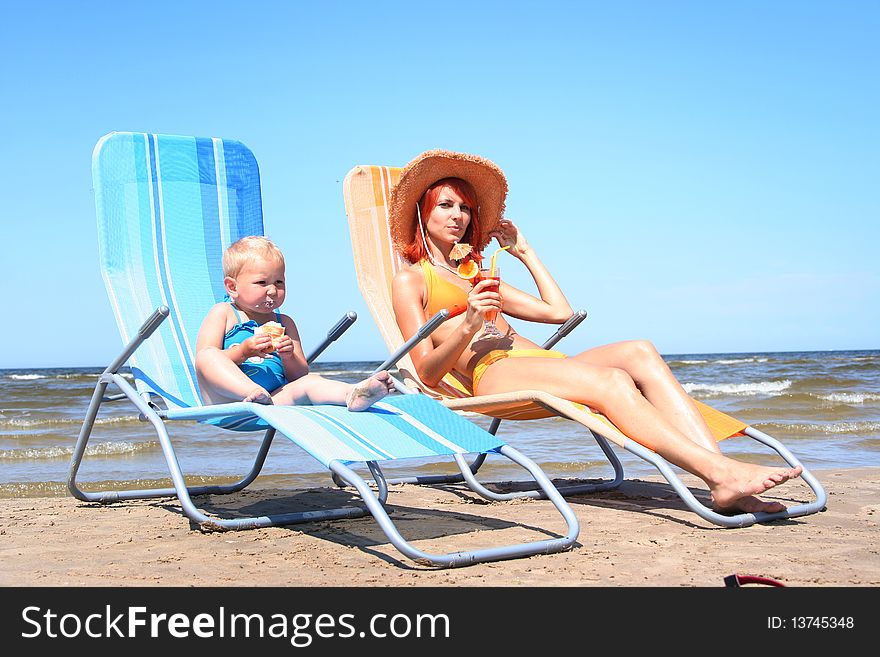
[420,259,469,318]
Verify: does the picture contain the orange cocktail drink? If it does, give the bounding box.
[474,268,501,323]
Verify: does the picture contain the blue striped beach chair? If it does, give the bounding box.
[68,132,578,567]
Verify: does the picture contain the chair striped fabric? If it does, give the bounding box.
[93,131,263,409]
[167,394,505,468]
[69,132,579,567]
[342,162,828,528]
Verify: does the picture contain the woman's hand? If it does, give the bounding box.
[489,219,531,259]
[465,278,502,330]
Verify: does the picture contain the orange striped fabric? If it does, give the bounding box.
[694,399,748,441]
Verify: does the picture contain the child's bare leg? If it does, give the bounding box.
[346,371,395,411]
[270,374,345,405]
[271,372,394,411]
[196,347,273,405]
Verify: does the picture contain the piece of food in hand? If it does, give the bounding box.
[449,242,473,261]
[456,260,479,280]
[256,321,285,352]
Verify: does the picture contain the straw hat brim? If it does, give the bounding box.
[389,149,508,256]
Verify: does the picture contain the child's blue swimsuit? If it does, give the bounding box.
[223,304,288,392]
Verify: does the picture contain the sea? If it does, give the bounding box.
[2,350,879,499]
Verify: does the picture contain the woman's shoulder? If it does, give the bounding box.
[392,262,424,284]
[391,261,426,298]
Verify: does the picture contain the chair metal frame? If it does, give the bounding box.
[69,306,580,567]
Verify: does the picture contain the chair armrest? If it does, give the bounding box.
[540,309,588,350]
[306,312,358,364]
[105,305,170,375]
[373,309,450,373]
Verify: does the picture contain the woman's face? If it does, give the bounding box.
[425,184,472,246]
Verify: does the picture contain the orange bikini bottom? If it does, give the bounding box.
[471,349,567,395]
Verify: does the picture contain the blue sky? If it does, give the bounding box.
[1,1,877,368]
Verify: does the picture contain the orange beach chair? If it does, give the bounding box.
[342,163,827,528]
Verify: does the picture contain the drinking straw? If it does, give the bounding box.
[489,246,510,277]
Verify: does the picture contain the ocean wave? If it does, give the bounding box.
[53,372,100,381]
[54,372,135,381]
[818,392,880,405]
[683,380,791,397]
[314,369,378,377]
[0,440,156,461]
[715,358,769,365]
[4,372,134,382]
[667,359,708,365]
[0,415,142,429]
[757,421,880,435]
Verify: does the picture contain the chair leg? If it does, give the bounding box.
[452,433,623,502]
[69,373,274,501]
[328,455,579,568]
[341,424,626,497]
[620,431,827,528]
[68,373,377,531]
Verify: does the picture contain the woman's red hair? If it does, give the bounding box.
[401,177,484,263]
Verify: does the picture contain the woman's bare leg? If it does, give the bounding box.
[573,340,718,452]
[476,356,801,513]
[195,347,272,405]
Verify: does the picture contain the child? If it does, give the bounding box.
[195,236,394,410]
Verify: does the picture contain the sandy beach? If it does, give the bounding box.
[1,467,877,588]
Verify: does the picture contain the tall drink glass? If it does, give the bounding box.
[475,266,502,337]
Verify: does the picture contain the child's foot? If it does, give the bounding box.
[346,371,395,412]
[710,462,803,513]
[243,387,273,405]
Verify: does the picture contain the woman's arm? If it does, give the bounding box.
[392,268,492,388]
[491,219,573,323]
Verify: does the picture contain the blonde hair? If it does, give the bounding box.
[222,236,285,278]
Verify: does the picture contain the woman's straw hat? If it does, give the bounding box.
[388,149,508,255]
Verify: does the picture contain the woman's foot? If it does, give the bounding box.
[243,387,273,405]
[714,495,786,514]
[346,371,395,411]
[709,462,803,514]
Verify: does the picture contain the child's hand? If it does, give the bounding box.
[274,335,295,358]
[243,334,274,358]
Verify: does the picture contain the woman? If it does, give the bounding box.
[390,149,802,514]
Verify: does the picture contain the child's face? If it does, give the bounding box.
[225,257,286,313]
